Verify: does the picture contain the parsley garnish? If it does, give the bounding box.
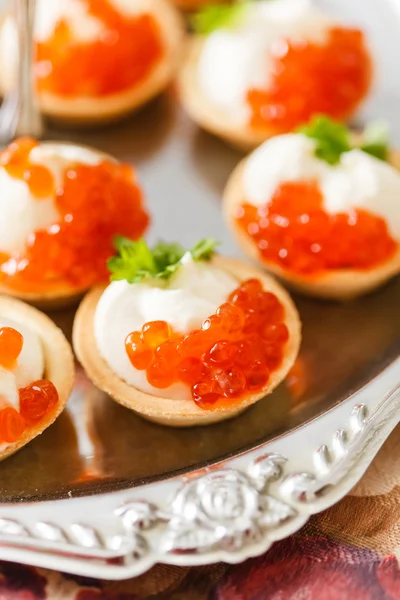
[191,1,252,35]
[359,120,389,162]
[298,115,390,165]
[299,115,351,165]
[190,238,219,260]
[108,237,219,284]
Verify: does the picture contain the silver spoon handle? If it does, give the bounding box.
[0,0,44,143]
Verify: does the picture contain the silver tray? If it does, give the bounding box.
[0,0,399,580]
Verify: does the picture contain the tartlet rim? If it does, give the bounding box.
[0,0,185,123]
[222,149,400,300]
[0,295,74,461]
[0,140,146,309]
[178,36,373,151]
[72,254,302,427]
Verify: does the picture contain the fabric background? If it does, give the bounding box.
[2,424,400,600]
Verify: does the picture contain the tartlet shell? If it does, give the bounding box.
[223,149,400,300]
[0,141,145,310]
[0,285,86,312]
[72,255,301,427]
[179,38,372,151]
[0,0,185,124]
[179,38,269,151]
[0,295,74,461]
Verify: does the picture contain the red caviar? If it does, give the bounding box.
[35,0,164,97]
[248,28,372,134]
[236,181,397,275]
[0,137,54,198]
[0,138,149,293]
[0,324,60,443]
[0,379,59,443]
[125,279,289,409]
[0,408,25,443]
[19,379,59,424]
[0,327,23,370]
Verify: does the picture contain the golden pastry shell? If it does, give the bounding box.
[0,141,145,309]
[72,255,301,427]
[223,149,400,300]
[0,0,185,124]
[179,38,372,151]
[0,295,74,461]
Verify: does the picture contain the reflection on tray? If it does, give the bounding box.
[0,62,399,500]
[0,272,398,502]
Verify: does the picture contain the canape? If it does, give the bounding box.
[224,116,400,300]
[0,0,184,123]
[0,137,149,308]
[0,296,74,461]
[179,0,373,149]
[73,237,301,427]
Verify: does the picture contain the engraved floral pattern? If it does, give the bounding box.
[117,456,295,556]
[0,385,398,579]
[160,457,295,554]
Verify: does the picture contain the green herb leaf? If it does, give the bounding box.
[190,238,219,260]
[298,115,351,165]
[108,237,219,284]
[360,119,389,162]
[152,241,185,272]
[108,237,157,284]
[191,1,251,35]
[298,115,390,165]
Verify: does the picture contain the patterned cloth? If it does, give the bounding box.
[3,425,400,600]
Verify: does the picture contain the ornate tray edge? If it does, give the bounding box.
[0,358,398,580]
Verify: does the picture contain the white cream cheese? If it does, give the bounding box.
[242,133,400,241]
[94,254,238,400]
[0,317,44,411]
[197,0,336,124]
[0,143,104,256]
[35,0,104,43]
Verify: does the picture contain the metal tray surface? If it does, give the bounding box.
[0,0,399,580]
[0,93,398,503]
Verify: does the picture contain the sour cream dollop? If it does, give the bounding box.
[0,143,104,256]
[0,318,44,411]
[197,0,335,124]
[94,254,238,400]
[242,133,400,242]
